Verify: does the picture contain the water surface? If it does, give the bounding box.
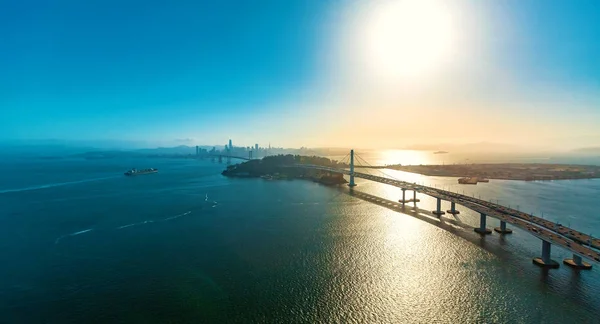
[1,157,599,323]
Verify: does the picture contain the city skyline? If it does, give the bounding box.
[1,0,599,150]
[2,136,600,155]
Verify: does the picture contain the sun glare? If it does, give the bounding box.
[360,0,457,86]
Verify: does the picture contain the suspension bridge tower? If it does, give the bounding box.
[349,149,357,187]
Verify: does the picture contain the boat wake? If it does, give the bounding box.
[117,211,192,230]
[161,211,192,222]
[206,193,218,207]
[55,229,94,244]
[117,220,154,229]
[55,211,193,244]
[0,176,119,195]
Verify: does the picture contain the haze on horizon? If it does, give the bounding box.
[2,0,599,152]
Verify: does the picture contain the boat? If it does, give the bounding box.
[477,178,490,183]
[124,168,158,176]
[433,151,449,154]
[458,177,478,184]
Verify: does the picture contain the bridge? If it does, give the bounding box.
[294,150,600,270]
[208,154,251,163]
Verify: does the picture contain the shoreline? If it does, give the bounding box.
[222,172,348,186]
[385,163,600,181]
[220,155,349,186]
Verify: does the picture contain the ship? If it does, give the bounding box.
[458,177,478,184]
[124,168,158,176]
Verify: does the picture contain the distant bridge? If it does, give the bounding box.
[293,150,600,270]
[208,154,251,163]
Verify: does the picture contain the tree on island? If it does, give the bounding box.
[222,154,348,185]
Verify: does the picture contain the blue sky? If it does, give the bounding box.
[1,0,599,149]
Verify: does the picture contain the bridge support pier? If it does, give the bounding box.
[494,220,513,234]
[398,188,420,205]
[348,149,357,187]
[413,190,418,207]
[432,198,445,216]
[563,254,592,270]
[533,240,559,268]
[474,213,492,234]
[446,201,460,215]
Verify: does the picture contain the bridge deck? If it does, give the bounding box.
[208,154,251,161]
[295,164,600,263]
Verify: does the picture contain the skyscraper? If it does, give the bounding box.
[228,139,232,151]
[255,144,258,152]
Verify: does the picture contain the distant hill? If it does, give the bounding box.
[0,143,101,157]
[0,140,224,159]
[0,139,155,158]
[405,142,527,153]
[571,147,600,154]
[135,145,197,155]
[72,150,142,159]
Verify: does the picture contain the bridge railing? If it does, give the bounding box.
[294,165,600,251]
[292,164,600,262]
[289,164,351,175]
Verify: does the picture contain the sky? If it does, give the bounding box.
[1,0,599,150]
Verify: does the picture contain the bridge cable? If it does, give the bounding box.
[354,153,363,167]
[354,153,402,182]
[334,155,349,170]
[336,152,349,164]
[353,153,383,176]
[338,152,350,166]
[357,153,429,191]
[354,154,444,197]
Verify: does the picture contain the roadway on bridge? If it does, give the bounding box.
[207,154,251,161]
[296,164,600,264]
[353,170,600,263]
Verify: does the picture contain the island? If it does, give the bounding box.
[221,154,349,185]
[386,163,600,181]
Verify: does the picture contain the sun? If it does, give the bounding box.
[359,0,457,86]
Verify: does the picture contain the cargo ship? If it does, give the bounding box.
[458,177,478,184]
[458,177,490,184]
[124,168,158,176]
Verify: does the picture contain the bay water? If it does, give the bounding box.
[1,155,599,323]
